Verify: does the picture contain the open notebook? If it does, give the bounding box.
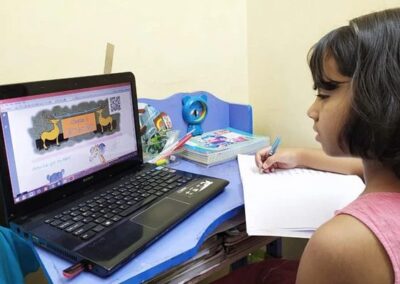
[238,154,364,238]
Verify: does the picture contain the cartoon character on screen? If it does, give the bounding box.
[182,95,208,136]
[40,118,60,150]
[47,169,65,186]
[89,143,106,164]
[96,108,113,133]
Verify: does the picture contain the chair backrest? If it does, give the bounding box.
[138,91,253,137]
[0,226,47,283]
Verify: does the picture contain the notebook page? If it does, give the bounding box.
[238,154,365,238]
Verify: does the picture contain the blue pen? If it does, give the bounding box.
[259,136,281,173]
[268,136,281,156]
[259,136,281,174]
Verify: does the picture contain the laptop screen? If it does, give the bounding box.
[0,82,138,204]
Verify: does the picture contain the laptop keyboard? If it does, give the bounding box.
[43,167,193,241]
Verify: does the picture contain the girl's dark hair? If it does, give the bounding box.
[308,8,400,177]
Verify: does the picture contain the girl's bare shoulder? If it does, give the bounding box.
[296,214,393,284]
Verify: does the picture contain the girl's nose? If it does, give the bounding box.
[307,99,319,121]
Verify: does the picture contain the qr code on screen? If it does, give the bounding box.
[109,96,121,114]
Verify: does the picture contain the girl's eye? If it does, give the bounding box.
[317,93,330,100]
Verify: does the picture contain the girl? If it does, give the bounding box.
[258,8,400,284]
[217,8,400,284]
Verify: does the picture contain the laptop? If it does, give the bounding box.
[0,72,228,277]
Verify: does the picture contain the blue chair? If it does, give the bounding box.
[138,91,253,136]
[0,226,48,283]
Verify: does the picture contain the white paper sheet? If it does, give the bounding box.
[238,154,365,238]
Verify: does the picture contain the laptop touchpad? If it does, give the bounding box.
[130,198,190,230]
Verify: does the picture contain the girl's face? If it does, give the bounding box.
[307,56,352,156]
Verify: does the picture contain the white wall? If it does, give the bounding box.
[3,1,400,147]
[0,0,248,103]
[248,0,400,147]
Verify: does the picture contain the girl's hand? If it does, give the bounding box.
[255,147,302,173]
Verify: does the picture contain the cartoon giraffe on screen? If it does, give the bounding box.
[41,118,60,150]
[96,109,113,133]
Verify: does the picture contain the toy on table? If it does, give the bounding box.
[149,130,194,165]
[182,95,208,136]
[138,102,178,162]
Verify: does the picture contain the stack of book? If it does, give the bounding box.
[177,128,268,166]
[147,211,276,283]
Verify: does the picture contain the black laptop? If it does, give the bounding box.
[0,72,228,277]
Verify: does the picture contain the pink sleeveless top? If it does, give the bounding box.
[336,192,400,283]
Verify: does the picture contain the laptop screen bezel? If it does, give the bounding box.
[0,72,143,222]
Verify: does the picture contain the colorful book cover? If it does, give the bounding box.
[184,128,265,154]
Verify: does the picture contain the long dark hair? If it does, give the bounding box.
[308,8,400,177]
